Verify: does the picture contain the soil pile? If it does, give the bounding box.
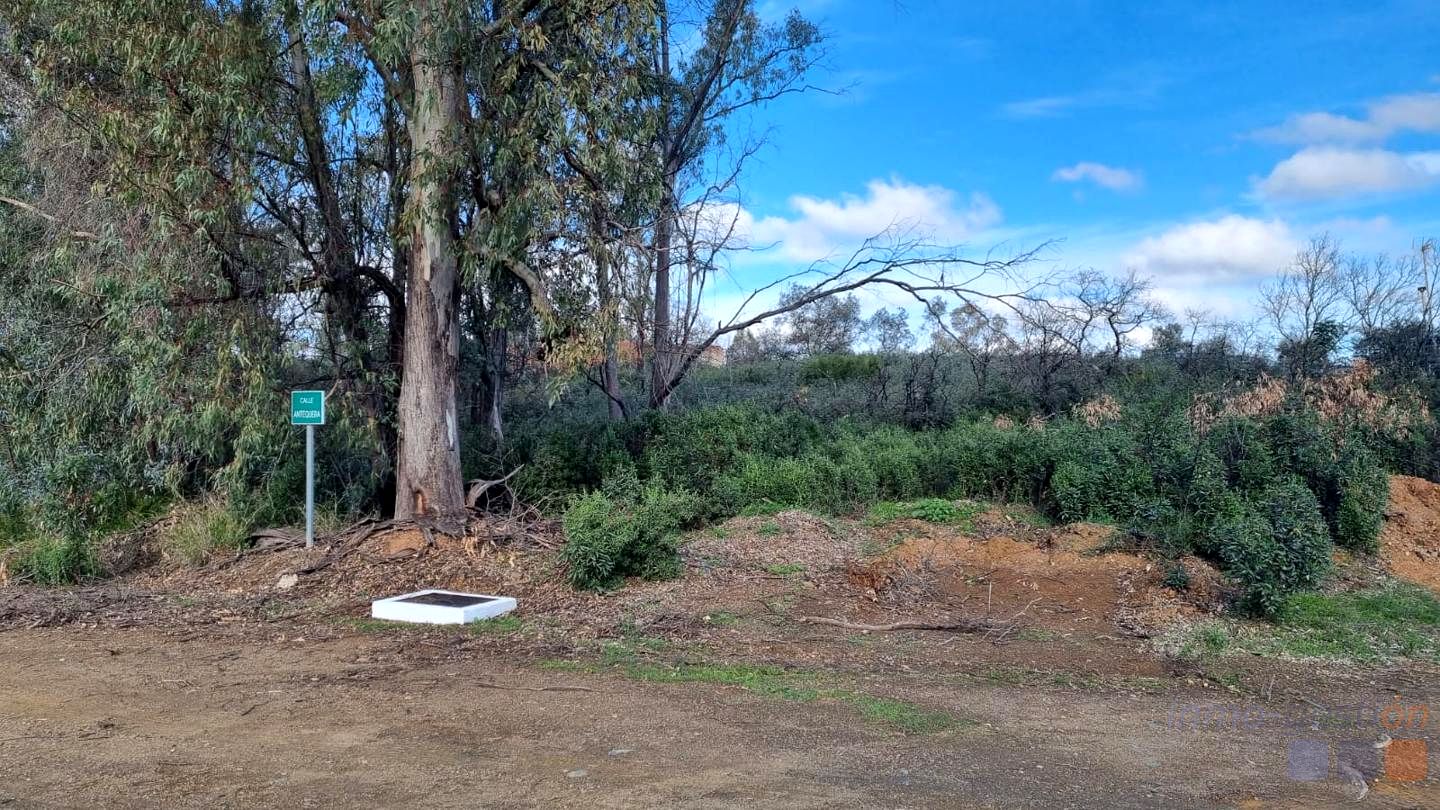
[1381,475,1440,594]
[847,513,1227,638]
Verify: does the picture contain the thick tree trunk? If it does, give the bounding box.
[394,0,465,530]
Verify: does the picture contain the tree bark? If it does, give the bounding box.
[394,0,465,530]
[650,170,675,410]
[593,204,625,420]
[648,5,675,411]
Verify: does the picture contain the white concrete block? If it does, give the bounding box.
[370,589,517,625]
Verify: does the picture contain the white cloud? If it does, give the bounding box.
[1123,215,1298,281]
[1051,162,1144,192]
[744,178,1003,262]
[1254,92,1440,144]
[1255,146,1440,200]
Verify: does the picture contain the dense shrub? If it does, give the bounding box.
[644,406,821,501]
[1333,448,1389,552]
[561,471,699,590]
[799,353,880,383]
[1215,480,1332,615]
[8,536,99,585]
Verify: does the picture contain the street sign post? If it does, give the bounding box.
[290,391,325,548]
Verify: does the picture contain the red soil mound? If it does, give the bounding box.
[1382,475,1440,594]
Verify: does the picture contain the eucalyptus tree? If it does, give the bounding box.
[643,0,823,409]
[3,0,656,529]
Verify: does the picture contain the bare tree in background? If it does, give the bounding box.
[648,230,1043,405]
[1263,235,1348,380]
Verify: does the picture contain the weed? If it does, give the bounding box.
[704,611,741,627]
[1162,563,1191,592]
[1166,621,1232,662]
[838,694,960,733]
[9,536,99,584]
[866,498,980,528]
[758,520,781,536]
[158,498,251,565]
[766,562,806,578]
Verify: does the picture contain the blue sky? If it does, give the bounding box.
[704,0,1440,329]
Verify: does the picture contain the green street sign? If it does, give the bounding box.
[290,390,326,425]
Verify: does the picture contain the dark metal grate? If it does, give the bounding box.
[395,592,498,608]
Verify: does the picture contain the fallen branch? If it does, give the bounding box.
[466,465,524,509]
[473,681,600,693]
[795,615,1009,634]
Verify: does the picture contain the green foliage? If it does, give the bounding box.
[1188,585,1440,663]
[561,472,699,590]
[867,498,980,527]
[8,535,100,585]
[1214,480,1332,616]
[1161,563,1191,591]
[1334,448,1389,553]
[799,353,880,383]
[713,452,868,515]
[158,498,252,565]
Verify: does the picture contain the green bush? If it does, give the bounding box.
[1045,424,1152,523]
[644,406,821,502]
[799,353,880,383]
[158,498,252,564]
[713,453,852,514]
[8,535,100,585]
[561,475,698,590]
[1333,448,1389,553]
[561,492,636,590]
[1050,459,1102,523]
[1215,480,1332,616]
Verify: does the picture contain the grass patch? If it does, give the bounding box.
[838,694,959,733]
[158,498,250,565]
[765,562,806,578]
[703,611,741,627]
[1251,585,1440,663]
[866,498,982,529]
[8,536,100,584]
[757,520,782,536]
[1161,584,1440,665]
[1169,622,1232,662]
[543,652,963,734]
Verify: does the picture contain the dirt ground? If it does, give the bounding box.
[2,494,1440,809]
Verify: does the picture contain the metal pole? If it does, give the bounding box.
[305,423,315,548]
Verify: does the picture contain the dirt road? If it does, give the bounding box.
[1,624,1436,809]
